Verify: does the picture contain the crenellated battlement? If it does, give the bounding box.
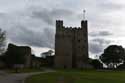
[63,26,81,29]
[56,20,63,29]
[56,20,87,30]
[56,20,88,37]
[56,19,88,34]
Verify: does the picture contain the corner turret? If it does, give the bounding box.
[56,20,63,28]
[81,20,87,28]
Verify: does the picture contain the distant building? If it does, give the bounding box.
[31,55,43,68]
[55,19,89,68]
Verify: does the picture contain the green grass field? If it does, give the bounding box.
[25,70,125,83]
[5,68,43,73]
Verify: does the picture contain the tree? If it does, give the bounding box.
[100,45,125,68]
[0,29,6,54]
[90,59,103,69]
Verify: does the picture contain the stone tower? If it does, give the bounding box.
[55,19,89,68]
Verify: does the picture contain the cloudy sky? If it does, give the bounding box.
[0,0,125,58]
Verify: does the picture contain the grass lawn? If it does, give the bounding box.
[25,69,125,83]
[5,68,43,73]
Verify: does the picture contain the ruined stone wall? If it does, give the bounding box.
[7,43,31,68]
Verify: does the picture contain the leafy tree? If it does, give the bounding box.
[0,29,6,54]
[90,59,103,69]
[100,45,125,68]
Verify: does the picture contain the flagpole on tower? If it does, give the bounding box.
[83,10,86,20]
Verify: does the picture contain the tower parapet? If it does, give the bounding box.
[56,20,63,34]
[63,26,81,29]
[56,20,63,28]
[81,20,87,28]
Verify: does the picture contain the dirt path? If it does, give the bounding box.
[0,70,54,83]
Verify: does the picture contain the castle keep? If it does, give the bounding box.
[55,19,89,68]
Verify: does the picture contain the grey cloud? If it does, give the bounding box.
[30,7,74,25]
[7,25,54,48]
[51,9,73,17]
[0,1,120,57]
[96,0,123,11]
[31,9,54,25]
[89,38,111,54]
[89,42,103,54]
[0,7,74,50]
[89,31,112,37]
[99,31,112,36]
[76,0,124,30]
[92,38,111,45]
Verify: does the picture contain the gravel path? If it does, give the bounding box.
[0,70,54,83]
